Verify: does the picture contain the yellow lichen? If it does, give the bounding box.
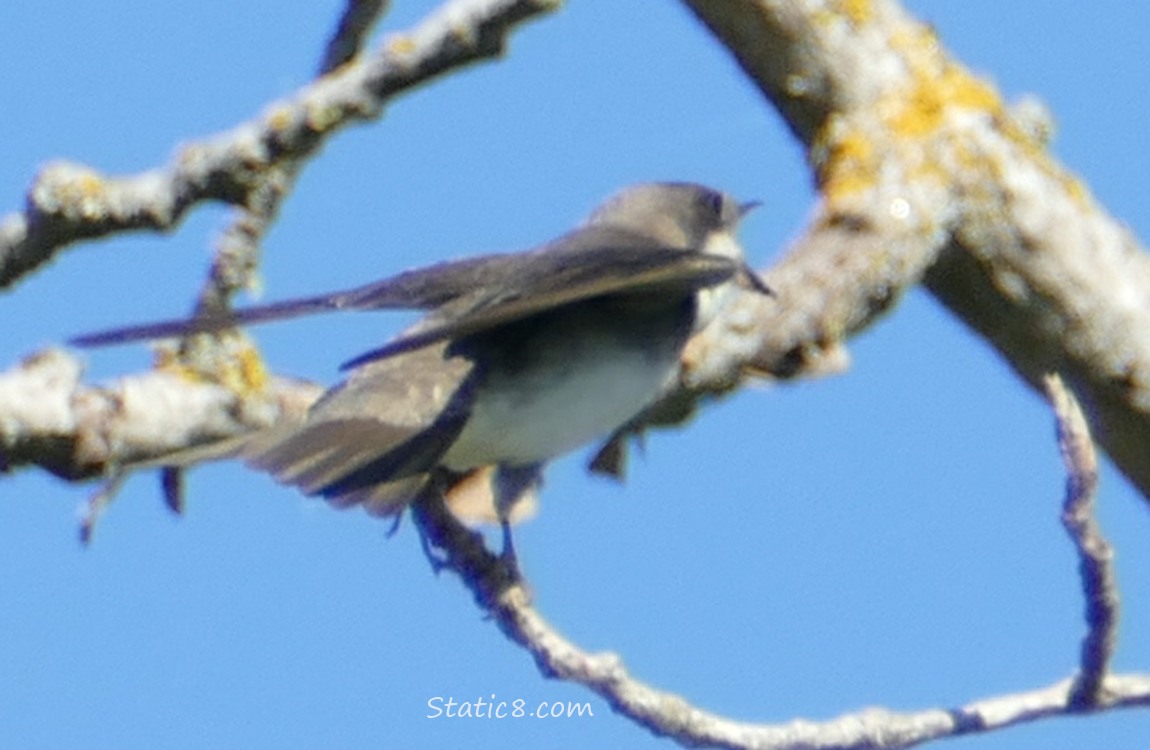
[235,345,269,391]
[266,104,294,133]
[888,63,1001,138]
[76,171,104,197]
[386,34,416,55]
[70,170,108,220]
[152,346,180,373]
[156,357,212,385]
[1060,173,1093,207]
[814,14,1096,224]
[449,21,477,47]
[815,125,881,201]
[812,20,1007,205]
[153,338,269,396]
[305,100,342,133]
[840,0,872,26]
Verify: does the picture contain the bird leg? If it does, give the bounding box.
[493,464,543,566]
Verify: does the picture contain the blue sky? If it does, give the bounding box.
[2,1,1149,748]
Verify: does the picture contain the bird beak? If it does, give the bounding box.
[738,199,763,220]
[733,200,770,295]
[737,261,773,296]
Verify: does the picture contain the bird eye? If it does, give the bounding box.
[700,189,725,219]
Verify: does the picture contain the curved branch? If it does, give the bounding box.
[411,472,1150,750]
[9,0,1150,523]
[0,0,559,290]
[678,0,1150,507]
[2,0,1148,746]
[407,372,1148,749]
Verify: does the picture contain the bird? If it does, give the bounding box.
[73,182,768,528]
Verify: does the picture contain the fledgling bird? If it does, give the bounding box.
[73,182,768,524]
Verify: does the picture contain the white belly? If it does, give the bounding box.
[441,339,679,470]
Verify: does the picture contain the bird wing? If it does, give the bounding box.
[69,226,737,352]
[339,240,740,368]
[243,341,479,506]
[67,252,518,347]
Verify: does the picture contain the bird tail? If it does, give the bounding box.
[124,427,533,525]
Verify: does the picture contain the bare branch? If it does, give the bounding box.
[194,166,298,316]
[0,0,559,290]
[78,472,129,545]
[3,1,1149,744]
[1045,373,1119,708]
[412,478,1150,749]
[0,0,561,485]
[196,0,390,324]
[10,0,1150,533]
[0,348,321,481]
[675,0,1150,509]
[319,0,391,75]
[657,0,977,400]
[410,481,522,610]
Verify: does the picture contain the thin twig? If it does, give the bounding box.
[1045,373,1119,708]
[319,0,391,74]
[161,467,185,515]
[78,472,128,545]
[192,0,391,333]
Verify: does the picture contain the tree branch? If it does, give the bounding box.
[8,0,1150,528]
[0,348,320,481]
[195,0,390,325]
[677,0,1150,510]
[411,464,1150,750]
[3,0,1148,745]
[0,0,559,290]
[0,0,560,481]
[1045,373,1119,708]
[319,0,391,75]
[403,369,1146,750]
